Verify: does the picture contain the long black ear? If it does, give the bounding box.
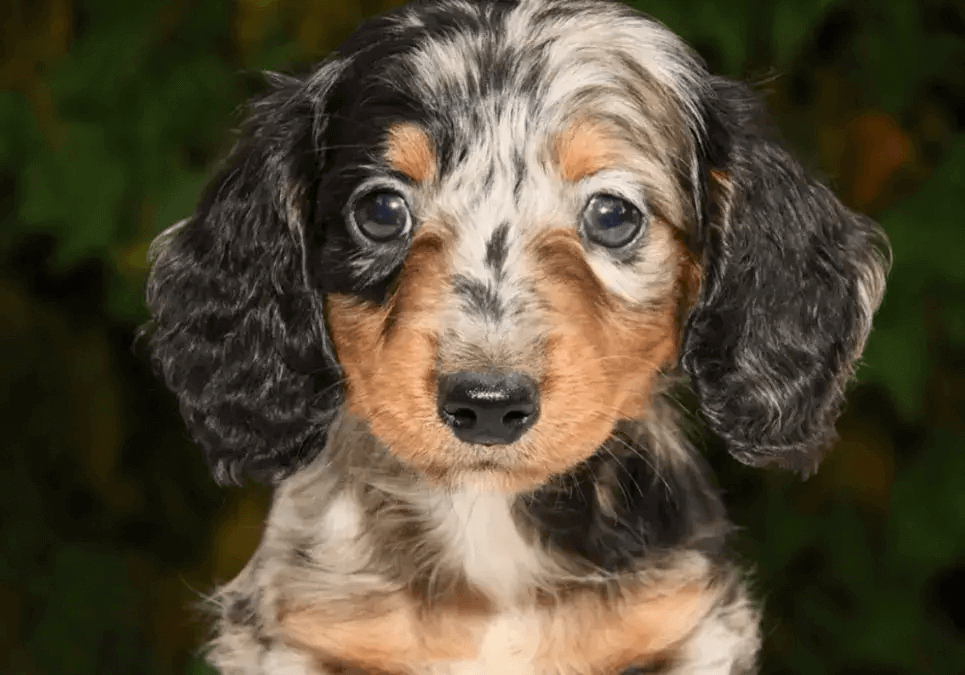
[682,77,890,476]
[144,66,343,484]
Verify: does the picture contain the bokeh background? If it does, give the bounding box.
[2,0,964,673]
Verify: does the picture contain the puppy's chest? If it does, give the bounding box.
[424,611,542,675]
[277,490,712,674]
[408,491,552,674]
[281,490,545,673]
[280,580,709,675]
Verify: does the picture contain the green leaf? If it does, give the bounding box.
[28,546,153,675]
[862,137,965,416]
[889,429,965,572]
[771,0,836,66]
[19,122,129,266]
[185,656,218,675]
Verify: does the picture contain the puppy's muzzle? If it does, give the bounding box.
[437,372,539,445]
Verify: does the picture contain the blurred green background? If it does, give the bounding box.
[1,0,963,673]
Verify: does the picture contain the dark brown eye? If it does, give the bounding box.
[581,194,646,248]
[352,190,411,241]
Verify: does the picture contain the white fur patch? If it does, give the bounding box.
[321,492,362,542]
[432,489,545,604]
[440,610,541,675]
[669,600,760,674]
[259,645,317,675]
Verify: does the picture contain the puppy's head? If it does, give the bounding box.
[146,0,889,489]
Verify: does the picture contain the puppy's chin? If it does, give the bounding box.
[469,465,560,492]
[411,452,560,493]
[441,467,553,493]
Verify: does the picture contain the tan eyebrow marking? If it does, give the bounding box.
[385,123,437,183]
[554,118,626,182]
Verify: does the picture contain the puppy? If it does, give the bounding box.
[145,0,890,673]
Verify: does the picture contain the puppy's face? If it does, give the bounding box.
[146,0,887,489]
[314,8,704,490]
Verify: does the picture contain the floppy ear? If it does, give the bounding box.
[145,66,343,484]
[681,77,890,475]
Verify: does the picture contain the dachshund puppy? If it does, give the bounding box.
[145,0,890,672]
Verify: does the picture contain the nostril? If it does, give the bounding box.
[437,371,540,445]
[502,407,533,428]
[443,405,477,429]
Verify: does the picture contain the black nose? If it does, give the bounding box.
[437,372,539,445]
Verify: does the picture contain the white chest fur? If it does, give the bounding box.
[432,489,547,605]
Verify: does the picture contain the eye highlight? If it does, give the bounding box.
[351,190,411,242]
[580,194,646,248]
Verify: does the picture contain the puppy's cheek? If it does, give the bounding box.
[369,330,451,465]
[526,330,619,477]
[325,295,382,415]
[327,295,450,465]
[606,302,680,420]
[325,231,455,467]
[524,229,683,476]
[525,310,677,478]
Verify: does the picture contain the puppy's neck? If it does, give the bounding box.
[428,487,548,604]
[288,411,549,605]
[285,406,727,608]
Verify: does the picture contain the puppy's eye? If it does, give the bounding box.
[352,191,411,241]
[581,194,646,248]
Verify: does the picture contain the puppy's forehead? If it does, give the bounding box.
[393,0,705,118]
[372,0,703,218]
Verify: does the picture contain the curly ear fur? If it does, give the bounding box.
[682,77,890,475]
[144,67,344,484]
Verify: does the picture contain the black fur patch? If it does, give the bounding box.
[518,427,731,571]
[484,222,510,278]
[620,661,672,675]
[451,274,505,321]
[144,72,343,485]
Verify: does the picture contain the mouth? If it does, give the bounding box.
[414,444,558,492]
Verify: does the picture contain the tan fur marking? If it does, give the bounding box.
[385,123,436,183]
[279,579,718,674]
[707,168,737,232]
[678,243,703,310]
[280,594,485,672]
[515,227,682,478]
[536,581,719,673]
[554,118,627,182]
[326,228,458,476]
